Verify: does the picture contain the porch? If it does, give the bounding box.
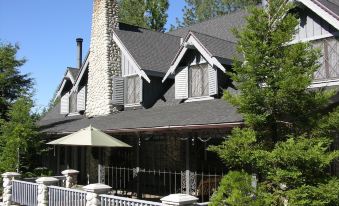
[42,128,230,202]
[1,171,203,206]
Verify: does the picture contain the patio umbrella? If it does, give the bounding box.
[47,125,131,148]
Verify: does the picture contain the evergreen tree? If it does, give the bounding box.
[0,98,40,174]
[119,0,148,28]
[146,0,169,32]
[174,0,260,28]
[119,0,169,32]
[0,42,33,120]
[209,0,339,205]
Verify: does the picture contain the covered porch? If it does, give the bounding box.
[43,125,235,202]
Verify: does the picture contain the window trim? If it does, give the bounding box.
[125,74,142,106]
[188,63,210,98]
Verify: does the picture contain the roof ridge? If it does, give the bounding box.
[189,30,237,44]
[168,9,247,34]
[117,22,182,39]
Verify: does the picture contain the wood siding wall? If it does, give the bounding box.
[121,53,137,77]
[294,8,336,42]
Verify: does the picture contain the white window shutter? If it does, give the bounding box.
[60,93,70,114]
[77,86,86,111]
[139,78,143,103]
[208,65,218,96]
[175,66,188,99]
[112,76,125,105]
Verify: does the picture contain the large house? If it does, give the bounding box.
[39,0,339,201]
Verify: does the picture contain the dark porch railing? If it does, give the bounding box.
[100,166,225,202]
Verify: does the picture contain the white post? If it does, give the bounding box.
[83,183,111,206]
[36,177,59,206]
[62,169,79,188]
[161,194,198,206]
[1,172,21,206]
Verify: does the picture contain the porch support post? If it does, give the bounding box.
[83,183,111,206]
[36,177,59,206]
[62,169,79,188]
[185,138,190,195]
[136,134,141,199]
[56,146,60,174]
[2,172,21,206]
[161,194,198,206]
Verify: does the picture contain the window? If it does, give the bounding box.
[175,63,217,100]
[313,37,339,80]
[189,63,209,97]
[126,75,141,105]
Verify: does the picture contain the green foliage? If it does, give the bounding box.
[173,0,260,28]
[119,0,169,31]
[145,0,169,32]
[210,171,259,206]
[209,0,339,205]
[0,98,41,173]
[0,42,33,120]
[119,0,148,28]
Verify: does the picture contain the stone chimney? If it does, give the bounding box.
[86,0,121,117]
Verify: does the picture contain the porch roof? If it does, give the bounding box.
[38,99,243,135]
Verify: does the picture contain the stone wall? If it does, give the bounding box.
[86,0,121,117]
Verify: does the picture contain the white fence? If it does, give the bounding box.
[48,186,87,206]
[100,194,164,206]
[12,180,38,206]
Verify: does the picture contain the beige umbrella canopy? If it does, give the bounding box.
[47,125,131,148]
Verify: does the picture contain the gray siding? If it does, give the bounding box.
[121,53,137,77]
[294,8,337,42]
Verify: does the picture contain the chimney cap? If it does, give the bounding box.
[76,38,83,42]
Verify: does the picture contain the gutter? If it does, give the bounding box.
[43,122,244,135]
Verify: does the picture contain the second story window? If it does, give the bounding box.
[125,75,141,105]
[189,63,209,97]
[313,37,339,81]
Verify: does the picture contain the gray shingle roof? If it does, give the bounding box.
[316,0,339,18]
[38,99,243,134]
[114,23,181,74]
[67,68,79,80]
[190,31,240,60]
[168,10,248,42]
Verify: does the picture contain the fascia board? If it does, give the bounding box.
[298,0,339,31]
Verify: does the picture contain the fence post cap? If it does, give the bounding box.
[1,172,21,178]
[61,169,79,175]
[36,177,59,185]
[83,183,112,194]
[161,194,199,206]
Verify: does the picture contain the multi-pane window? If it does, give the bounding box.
[313,37,339,80]
[126,75,141,105]
[189,63,209,97]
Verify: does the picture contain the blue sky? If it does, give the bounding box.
[0,0,186,111]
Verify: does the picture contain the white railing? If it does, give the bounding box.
[100,194,164,206]
[12,180,38,206]
[48,186,87,206]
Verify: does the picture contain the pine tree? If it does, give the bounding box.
[119,0,148,28]
[0,42,33,120]
[209,0,339,205]
[119,0,169,32]
[174,0,260,28]
[0,98,40,174]
[145,0,169,32]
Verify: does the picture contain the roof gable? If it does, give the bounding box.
[162,31,231,82]
[114,23,181,75]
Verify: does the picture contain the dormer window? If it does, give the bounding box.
[125,75,142,106]
[189,63,209,97]
[175,62,217,100]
